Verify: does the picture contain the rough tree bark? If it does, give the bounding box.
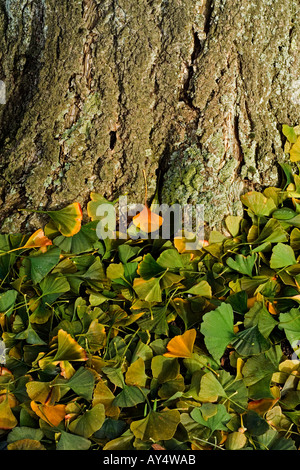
[0,0,299,234]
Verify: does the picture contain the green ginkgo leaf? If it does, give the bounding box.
[133,277,162,302]
[200,303,236,362]
[198,372,227,402]
[157,249,184,269]
[184,280,212,297]
[225,215,243,237]
[15,322,47,346]
[244,301,278,338]
[151,356,180,383]
[130,409,180,442]
[29,246,61,284]
[112,385,148,408]
[255,429,296,450]
[251,218,289,247]
[7,426,44,444]
[191,403,231,432]
[290,136,300,162]
[66,367,95,401]
[53,221,99,254]
[278,308,300,347]
[226,253,257,277]
[47,203,83,237]
[68,403,105,438]
[56,431,91,450]
[231,325,271,356]
[137,253,165,280]
[0,289,18,317]
[240,191,276,217]
[282,124,297,144]
[39,274,70,305]
[270,243,296,269]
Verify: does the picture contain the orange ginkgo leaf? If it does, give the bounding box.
[132,205,163,233]
[163,329,196,358]
[24,229,53,253]
[247,397,279,416]
[132,170,163,233]
[31,401,66,427]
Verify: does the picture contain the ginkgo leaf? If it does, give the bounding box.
[283,124,298,144]
[132,205,163,233]
[200,303,236,362]
[30,401,66,427]
[270,243,296,269]
[87,193,115,221]
[68,403,105,438]
[133,277,162,303]
[191,403,231,432]
[130,409,181,442]
[225,432,247,450]
[24,229,52,252]
[163,329,196,358]
[52,329,87,363]
[290,136,300,162]
[240,191,276,217]
[173,231,208,253]
[137,253,165,280]
[112,385,148,408]
[247,397,279,416]
[66,367,95,401]
[56,431,91,450]
[125,357,148,387]
[225,215,243,237]
[0,398,18,430]
[47,203,83,237]
[26,381,52,404]
[92,379,120,418]
[29,246,61,284]
[7,439,46,450]
[198,371,227,402]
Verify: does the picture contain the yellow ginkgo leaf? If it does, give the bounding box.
[31,401,66,427]
[48,202,83,237]
[290,136,300,162]
[163,329,196,358]
[174,231,208,253]
[0,398,18,430]
[52,329,88,363]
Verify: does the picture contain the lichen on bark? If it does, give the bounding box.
[161,0,300,232]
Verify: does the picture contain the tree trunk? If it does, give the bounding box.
[0,0,299,234]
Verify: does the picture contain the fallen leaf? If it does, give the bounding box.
[31,401,66,427]
[24,229,53,252]
[164,329,196,358]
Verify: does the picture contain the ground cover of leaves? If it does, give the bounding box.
[2,129,300,450]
